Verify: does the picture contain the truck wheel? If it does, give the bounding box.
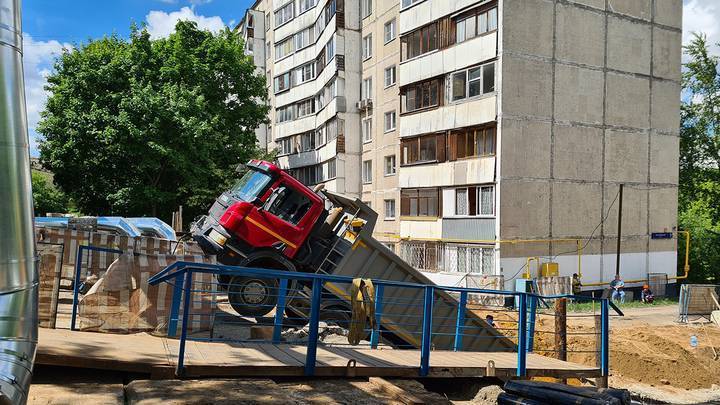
[227,250,297,317]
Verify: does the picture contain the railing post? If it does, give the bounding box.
[420,286,434,377]
[176,269,193,377]
[167,273,184,338]
[516,293,528,377]
[601,298,609,377]
[70,246,85,331]
[453,290,468,352]
[273,278,289,344]
[527,295,537,352]
[370,283,384,349]
[305,278,323,376]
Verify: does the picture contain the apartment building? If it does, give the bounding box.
[239,0,682,289]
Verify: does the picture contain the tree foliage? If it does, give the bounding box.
[38,21,269,222]
[680,34,720,283]
[31,172,70,216]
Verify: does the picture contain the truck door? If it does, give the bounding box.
[245,182,314,257]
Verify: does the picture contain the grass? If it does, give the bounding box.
[567,297,678,313]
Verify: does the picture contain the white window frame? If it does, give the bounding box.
[384,66,396,88]
[401,0,424,9]
[384,19,396,44]
[362,160,373,184]
[275,37,294,60]
[274,2,294,28]
[384,199,396,220]
[384,155,396,176]
[298,0,318,15]
[361,0,372,18]
[450,185,495,218]
[362,117,372,143]
[362,34,373,60]
[362,77,373,100]
[384,111,396,133]
[449,61,496,103]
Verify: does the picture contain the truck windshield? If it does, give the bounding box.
[230,170,272,202]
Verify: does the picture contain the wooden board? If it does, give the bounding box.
[37,329,601,379]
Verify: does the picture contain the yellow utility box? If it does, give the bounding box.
[540,262,559,277]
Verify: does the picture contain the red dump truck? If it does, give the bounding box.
[191,160,512,351]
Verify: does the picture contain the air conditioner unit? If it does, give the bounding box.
[356,99,373,111]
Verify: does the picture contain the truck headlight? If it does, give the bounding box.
[208,229,227,246]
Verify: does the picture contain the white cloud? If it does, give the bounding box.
[683,0,720,57]
[145,6,226,39]
[22,35,72,156]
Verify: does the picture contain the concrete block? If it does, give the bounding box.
[501,55,553,118]
[567,0,605,10]
[605,73,650,128]
[555,3,605,67]
[551,182,603,237]
[654,0,683,28]
[553,125,603,181]
[499,180,551,239]
[652,27,682,80]
[649,134,679,184]
[499,119,551,179]
[604,129,649,183]
[608,0,652,20]
[500,241,550,259]
[554,64,604,124]
[607,16,652,74]
[502,0,554,58]
[651,80,681,133]
[602,236,649,255]
[648,187,677,233]
[603,184,648,237]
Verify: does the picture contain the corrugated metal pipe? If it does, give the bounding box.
[0,0,39,403]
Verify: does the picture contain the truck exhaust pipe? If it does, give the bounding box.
[0,0,39,403]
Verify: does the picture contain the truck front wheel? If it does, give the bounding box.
[227,276,278,317]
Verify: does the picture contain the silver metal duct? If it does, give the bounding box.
[0,0,39,403]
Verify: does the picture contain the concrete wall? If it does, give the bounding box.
[497,0,682,288]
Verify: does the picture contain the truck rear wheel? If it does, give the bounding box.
[227,251,296,317]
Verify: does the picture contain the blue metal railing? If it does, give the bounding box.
[70,245,124,331]
[148,261,618,378]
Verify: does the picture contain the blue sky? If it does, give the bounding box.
[21,0,720,156]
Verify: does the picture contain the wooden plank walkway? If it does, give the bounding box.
[37,329,601,379]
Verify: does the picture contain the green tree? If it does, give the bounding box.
[31,172,70,216]
[680,34,720,283]
[38,21,269,223]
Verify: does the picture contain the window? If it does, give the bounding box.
[274,72,291,94]
[362,118,372,142]
[362,77,373,100]
[401,0,423,9]
[384,155,396,175]
[401,78,441,113]
[265,12,271,31]
[325,36,335,60]
[384,111,396,132]
[279,137,294,155]
[362,160,372,183]
[294,27,315,51]
[384,19,396,43]
[401,23,438,61]
[294,62,316,86]
[299,0,317,14]
[266,41,271,61]
[275,37,293,59]
[450,62,495,101]
[274,2,294,27]
[401,133,445,165]
[401,188,439,217]
[454,6,498,44]
[300,131,316,151]
[361,0,372,18]
[384,199,396,219]
[448,125,496,160]
[266,185,311,226]
[362,34,373,60]
[452,185,495,216]
[327,159,336,179]
[276,105,294,123]
[297,98,315,118]
[384,66,396,87]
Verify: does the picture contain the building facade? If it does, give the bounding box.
[239,0,682,290]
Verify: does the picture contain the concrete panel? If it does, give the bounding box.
[399,158,496,188]
[499,241,551,259]
[399,96,497,138]
[649,238,676,253]
[602,236,649,255]
[607,16,651,75]
[651,80,681,133]
[499,180,551,239]
[652,28,682,81]
[555,3,605,67]
[399,219,443,239]
[603,184,648,237]
[566,0,605,10]
[648,187,678,233]
[553,125,603,181]
[554,64,604,124]
[502,0,554,58]
[608,0,651,20]
[551,182,603,237]
[501,55,553,118]
[649,134,679,184]
[499,119,551,179]
[605,73,650,128]
[654,0,683,29]
[604,129,648,183]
